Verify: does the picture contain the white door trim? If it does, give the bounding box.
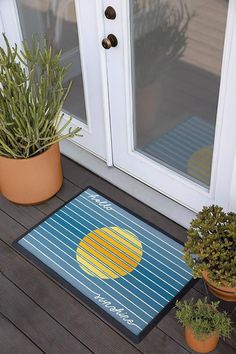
[0,0,112,162]
[1,0,236,215]
[60,138,196,228]
[106,0,236,212]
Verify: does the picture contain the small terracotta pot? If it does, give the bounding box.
[202,271,236,302]
[185,325,219,353]
[0,143,63,204]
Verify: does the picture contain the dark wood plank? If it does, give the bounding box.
[56,178,82,202]
[0,313,43,354]
[0,179,80,228]
[1,235,191,354]
[35,179,82,215]
[61,155,105,189]
[0,240,140,354]
[0,179,79,225]
[0,205,141,353]
[0,195,44,229]
[2,236,190,354]
[0,209,26,244]
[61,156,187,243]
[137,327,189,354]
[1,156,234,353]
[0,273,91,354]
[35,195,64,215]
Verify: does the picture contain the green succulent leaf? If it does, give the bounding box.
[183,205,236,287]
[175,297,233,340]
[0,33,82,159]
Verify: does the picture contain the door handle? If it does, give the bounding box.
[102,34,118,49]
[104,6,116,20]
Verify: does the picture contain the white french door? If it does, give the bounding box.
[106,0,236,211]
[1,0,236,213]
[0,0,110,161]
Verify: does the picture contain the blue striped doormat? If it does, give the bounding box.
[14,188,194,343]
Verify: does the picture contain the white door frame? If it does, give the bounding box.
[1,0,236,215]
[105,0,236,212]
[0,0,112,162]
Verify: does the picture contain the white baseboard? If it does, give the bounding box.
[60,139,196,228]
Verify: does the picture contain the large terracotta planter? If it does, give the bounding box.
[0,143,63,204]
[202,271,236,302]
[185,325,219,353]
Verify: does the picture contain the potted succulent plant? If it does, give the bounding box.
[183,205,236,301]
[175,298,233,353]
[0,34,81,204]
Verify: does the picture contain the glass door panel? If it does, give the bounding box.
[132,0,228,187]
[0,0,109,160]
[108,0,236,210]
[16,0,86,123]
[1,0,236,211]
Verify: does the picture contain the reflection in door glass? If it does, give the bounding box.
[132,0,228,187]
[16,0,87,123]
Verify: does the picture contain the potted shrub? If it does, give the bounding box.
[175,298,233,353]
[0,34,81,204]
[183,205,236,301]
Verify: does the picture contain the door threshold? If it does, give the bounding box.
[60,140,196,228]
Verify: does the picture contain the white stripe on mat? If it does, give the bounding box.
[24,235,149,326]
[49,212,185,289]
[46,217,181,292]
[23,239,142,331]
[56,207,189,283]
[41,222,175,300]
[83,191,188,263]
[67,199,190,276]
[36,226,165,309]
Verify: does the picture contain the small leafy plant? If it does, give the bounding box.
[175,298,233,340]
[183,205,236,287]
[0,34,81,159]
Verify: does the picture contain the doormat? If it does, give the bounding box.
[143,116,215,186]
[14,187,194,343]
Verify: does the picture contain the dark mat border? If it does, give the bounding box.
[13,186,197,343]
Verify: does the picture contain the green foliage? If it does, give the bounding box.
[175,297,233,340]
[0,33,81,159]
[183,205,236,287]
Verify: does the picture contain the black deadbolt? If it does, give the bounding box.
[105,6,116,20]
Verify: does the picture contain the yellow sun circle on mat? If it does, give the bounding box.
[187,146,213,186]
[76,226,143,279]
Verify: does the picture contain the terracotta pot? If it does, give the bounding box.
[185,325,219,353]
[202,271,236,302]
[0,143,63,204]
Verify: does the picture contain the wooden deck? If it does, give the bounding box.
[0,155,235,354]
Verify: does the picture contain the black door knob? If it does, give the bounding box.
[104,6,116,20]
[105,6,116,20]
[102,34,118,49]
